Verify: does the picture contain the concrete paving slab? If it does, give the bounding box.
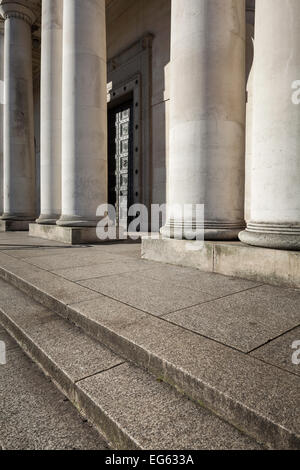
[141,263,262,296]
[0,280,123,396]
[0,259,100,312]
[0,246,97,259]
[52,258,156,281]
[76,363,262,450]
[165,285,300,352]
[250,327,300,377]
[79,272,216,316]
[24,251,118,270]
[0,347,108,450]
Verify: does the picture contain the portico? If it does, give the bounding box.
[0,0,299,262]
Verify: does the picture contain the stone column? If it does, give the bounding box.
[244,0,255,222]
[161,0,246,240]
[36,0,63,225]
[239,0,300,250]
[57,0,107,228]
[0,1,36,226]
[0,20,4,217]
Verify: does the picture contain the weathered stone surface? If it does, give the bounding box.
[214,242,300,289]
[0,328,18,351]
[139,262,261,297]
[251,327,300,377]
[30,224,102,245]
[79,272,215,316]
[0,255,99,312]
[142,237,300,289]
[52,259,153,281]
[76,363,262,450]
[142,236,214,271]
[23,249,116,271]
[0,346,108,450]
[0,279,122,394]
[68,297,300,449]
[166,285,300,352]
[0,220,32,232]
[0,235,299,449]
[0,277,262,450]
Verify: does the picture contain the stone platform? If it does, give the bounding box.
[0,232,299,449]
[0,220,33,232]
[29,223,146,245]
[29,223,100,244]
[142,237,300,289]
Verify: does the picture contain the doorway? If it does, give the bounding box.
[108,100,134,229]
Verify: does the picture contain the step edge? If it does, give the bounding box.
[0,305,143,450]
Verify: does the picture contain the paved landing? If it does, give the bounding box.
[0,232,299,359]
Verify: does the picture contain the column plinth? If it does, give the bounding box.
[161,0,246,241]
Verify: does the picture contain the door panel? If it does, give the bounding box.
[108,101,133,229]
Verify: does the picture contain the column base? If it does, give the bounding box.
[160,222,245,241]
[56,215,98,228]
[239,229,300,251]
[29,223,101,245]
[36,214,60,225]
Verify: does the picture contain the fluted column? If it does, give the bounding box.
[36,0,63,225]
[57,0,107,228]
[239,0,300,250]
[0,1,36,222]
[161,0,246,240]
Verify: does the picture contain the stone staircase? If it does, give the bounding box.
[0,247,299,450]
[0,278,262,450]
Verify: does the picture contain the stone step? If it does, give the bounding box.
[0,328,109,450]
[0,280,261,450]
[0,255,299,449]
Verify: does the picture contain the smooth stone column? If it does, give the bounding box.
[0,2,36,223]
[161,0,246,240]
[57,0,107,227]
[0,20,4,216]
[244,0,255,222]
[36,0,63,225]
[239,0,300,250]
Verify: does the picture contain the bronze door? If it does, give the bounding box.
[108,101,134,229]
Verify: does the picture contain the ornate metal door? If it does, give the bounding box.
[108,101,133,229]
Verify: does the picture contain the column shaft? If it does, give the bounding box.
[161,0,246,240]
[239,0,300,250]
[0,21,4,216]
[37,0,63,225]
[57,0,107,227]
[0,5,36,221]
